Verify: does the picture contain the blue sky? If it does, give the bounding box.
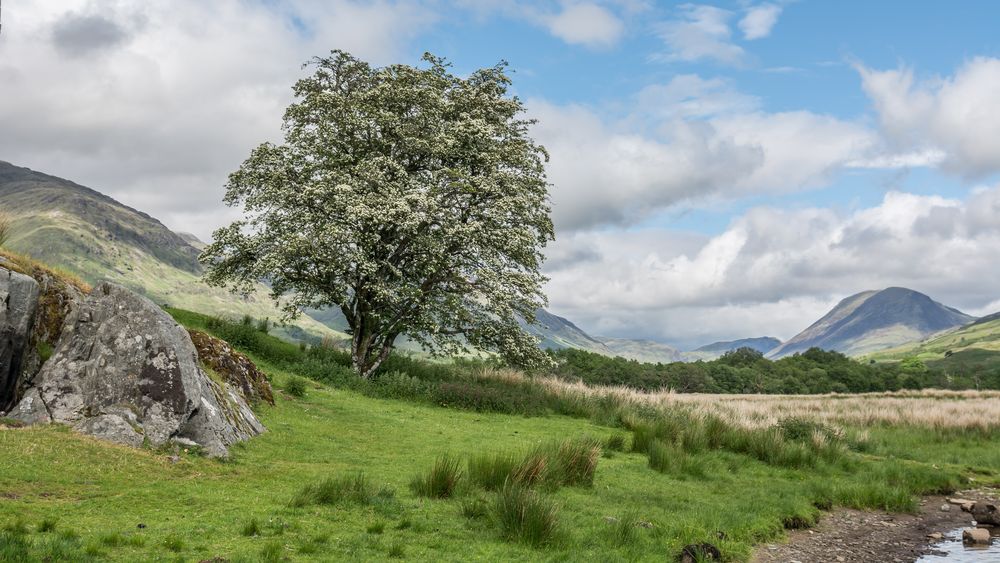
[3,1,1000,347]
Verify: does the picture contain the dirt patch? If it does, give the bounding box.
[753,490,999,563]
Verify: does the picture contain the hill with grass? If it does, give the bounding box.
[768,287,975,358]
[866,312,1000,371]
[0,160,346,342]
[596,337,683,363]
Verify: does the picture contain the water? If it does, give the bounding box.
[917,528,1000,562]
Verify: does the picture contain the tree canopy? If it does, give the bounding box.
[201,51,554,378]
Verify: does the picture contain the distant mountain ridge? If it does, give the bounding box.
[684,337,782,361]
[768,287,975,358]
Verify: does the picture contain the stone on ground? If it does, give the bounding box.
[8,282,265,456]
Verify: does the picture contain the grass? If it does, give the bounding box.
[492,483,561,547]
[410,455,463,499]
[0,307,996,561]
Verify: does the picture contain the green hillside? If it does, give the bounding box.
[0,160,347,342]
[867,314,1000,371]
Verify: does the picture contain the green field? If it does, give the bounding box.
[2,312,998,562]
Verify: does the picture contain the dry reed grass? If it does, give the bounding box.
[477,367,1000,431]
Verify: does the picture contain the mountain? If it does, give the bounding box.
[684,337,781,361]
[598,337,683,363]
[517,309,612,355]
[0,160,342,342]
[768,287,975,358]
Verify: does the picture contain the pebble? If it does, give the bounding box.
[939,504,951,512]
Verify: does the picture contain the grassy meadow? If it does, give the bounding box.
[1,310,999,562]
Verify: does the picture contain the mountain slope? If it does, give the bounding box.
[768,287,975,358]
[0,160,343,341]
[867,312,1000,362]
[684,337,781,361]
[598,337,683,363]
[511,309,612,355]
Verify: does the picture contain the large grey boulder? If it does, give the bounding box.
[1,266,39,412]
[8,282,264,457]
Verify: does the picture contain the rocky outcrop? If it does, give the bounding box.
[188,330,274,406]
[8,282,265,457]
[1,266,40,412]
[971,502,1000,526]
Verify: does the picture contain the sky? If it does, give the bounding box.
[2,1,1000,349]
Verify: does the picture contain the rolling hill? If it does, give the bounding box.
[866,312,1000,369]
[768,287,975,358]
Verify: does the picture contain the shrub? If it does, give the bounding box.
[284,376,308,398]
[410,455,463,499]
[492,483,560,547]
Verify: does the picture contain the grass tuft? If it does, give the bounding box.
[410,455,463,499]
[492,483,560,548]
[290,473,376,507]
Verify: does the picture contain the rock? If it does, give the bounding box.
[939,504,951,512]
[971,502,1000,526]
[679,543,720,563]
[0,266,40,413]
[9,282,264,457]
[961,502,975,513]
[927,532,943,540]
[187,330,273,406]
[603,516,619,524]
[948,497,973,505]
[963,527,991,546]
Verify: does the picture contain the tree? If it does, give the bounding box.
[0,211,11,248]
[202,51,554,378]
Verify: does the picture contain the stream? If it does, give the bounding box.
[917,528,999,562]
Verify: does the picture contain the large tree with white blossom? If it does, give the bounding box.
[201,51,554,378]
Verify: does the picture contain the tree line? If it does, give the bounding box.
[546,346,1000,394]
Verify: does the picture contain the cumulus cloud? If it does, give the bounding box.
[545,3,625,48]
[545,186,1000,347]
[859,57,1000,178]
[0,0,436,240]
[531,76,875,232]
[655,4,745,65]
[738,3,781,40]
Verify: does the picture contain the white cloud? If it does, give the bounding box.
[546,3,625,48]
[531,77,875,231]
[0,0,436,240]
[858,57,1000,178]
[546,186,1000,347]
[738,3,781,40]
[655,4,744,65]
